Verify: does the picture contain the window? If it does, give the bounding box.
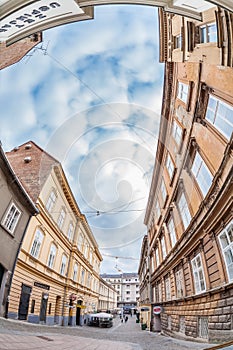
[155,248,160,267]
[47,243,56,269]
[155,199,161,220]
[165,277,171,300]
[81,269,85,284]
[175,269,184,298]
[166,153,175,180]
[179,316,185,333]
[160,179,167,204]
[191,151,213,197]
[206,96,233,140]
[67,223,74,241]
[30,229,44,258]
[175,34,182,48]
[177,192,192,230]
[198,317,209,339]
[172,119,183,147]
[2,203,21,234]
[60,254,67,276]
[200,23,217,43]
[167,217,177,248]
[46,190,56,213]
[218,220,233,281]
[73,263,78,281]
[126,291,130,294]
[57,208,65,229]
[191,254,206,294]
[161,235,167,260]
[77,233,84,252]
[177,82,189,103]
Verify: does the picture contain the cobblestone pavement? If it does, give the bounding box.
[0,316,216,350]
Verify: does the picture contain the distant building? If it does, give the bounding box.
[6,141,102,326]
[0,142,38,318]
[98,278,117,312]
[101,273,139,308]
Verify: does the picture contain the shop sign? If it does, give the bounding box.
[77,305,86,309]
[153,305,163,315]
[34,281,50,290]
[0,0,84,42]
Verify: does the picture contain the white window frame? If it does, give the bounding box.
[81,268,85,285]
[177,192,192,230]
[2,202,21,234]
[191,254,206,294]
[165,277,171,300]
[57,208,66,229]
[175,269,184,298]
[200,22,217,43]
[161,235,167,260]
[172,119,183,148]
[175,34,182,48]
[218,220,233,282]
[67,222,74,241]
[47,243,56,269]
[205,95,233,140]
[46,190,56,213]
[177,82,189,104]
[166,153,175,180]
[73,263,78,281]
[155,247,160,267]
[160,179,167,204]
[191,151,213,197]
[167,217,177,248]
[30,229,44,259]
[155,199,161,220]
[60,254,67,276]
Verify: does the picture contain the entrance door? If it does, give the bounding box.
[18,284,32,320]
[54,296,61,324]
[39,293,48,323]
[76,306,80,325]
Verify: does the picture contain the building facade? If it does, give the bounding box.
[6,141,102,326]
[143,3,233,343]
[101,273,140,308]
[98,278,117,312]
[0,143,38,318]
[138,236,150,306]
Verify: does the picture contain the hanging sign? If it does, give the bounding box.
[0,0,85,43]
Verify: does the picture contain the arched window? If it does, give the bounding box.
[46,189,56,213]
[47,243,57,269]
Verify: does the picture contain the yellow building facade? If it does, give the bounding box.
[7,141,102,326]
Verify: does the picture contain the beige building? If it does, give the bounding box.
[6,141,102,326]
[98,278,117,312]
[143,3,233,343]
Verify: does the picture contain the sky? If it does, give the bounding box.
[0,4,164,274]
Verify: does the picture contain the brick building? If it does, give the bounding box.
[143,3,233,343]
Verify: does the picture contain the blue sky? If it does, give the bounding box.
[0,5,164,273]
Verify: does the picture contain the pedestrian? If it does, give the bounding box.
[121,318,123,323]
[125,316,128,323]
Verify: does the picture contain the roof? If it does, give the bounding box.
[6,141,59,202]
[0,142,38,214]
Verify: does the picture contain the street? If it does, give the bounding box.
[0,315,216,350]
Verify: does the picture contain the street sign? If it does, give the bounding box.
[153,306,163,314]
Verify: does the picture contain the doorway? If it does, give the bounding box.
[54,296,61,324]
[18,284,32,320]
[39,293,48,323]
